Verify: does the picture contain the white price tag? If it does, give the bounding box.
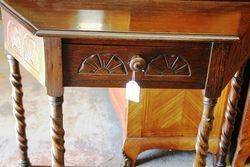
[126,80,140,103]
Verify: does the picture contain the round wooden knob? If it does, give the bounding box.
[129,55,146,72]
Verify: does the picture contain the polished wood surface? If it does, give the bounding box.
[216,68,245,167]
[109,87,230,166]
[7,55,31,167]
[1,0,250,166]
[233,82,250,167]
[1,0,249,92]
[1,0,250,40]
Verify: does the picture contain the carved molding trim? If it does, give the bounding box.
[146,54,191,76]
[23,34,39,67]
[7,20,21,53]
[78,53,127,75]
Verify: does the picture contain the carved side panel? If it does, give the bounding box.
[78,53,127,75]
[2,9,45,85]
[146,54,191,76]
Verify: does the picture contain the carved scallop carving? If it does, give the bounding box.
[7,20,22,53]
[23,34,39,67]
[146,54,191,76]
[3,9,45,85]
[78,53,127,75]
[6,20,40,70]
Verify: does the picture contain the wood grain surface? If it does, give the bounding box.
[109,86,230,166]
[1,0,250,41]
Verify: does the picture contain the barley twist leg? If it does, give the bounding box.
[194,97,218,167]
[216,69,244,167]
[48,96,65,167]
[7,55,31,167]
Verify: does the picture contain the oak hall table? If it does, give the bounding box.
[0,0,250,167]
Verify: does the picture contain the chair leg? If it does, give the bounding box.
[48,96,65,167]
[7,55,31,167]
[194,96,218,167]
[216,69,244,167]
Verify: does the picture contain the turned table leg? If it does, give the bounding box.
[48,96,65,167]
[194,96,218,167]
[7,55,31,167]
[216,69,244,167]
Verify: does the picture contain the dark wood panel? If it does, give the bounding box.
[62,42,211,88]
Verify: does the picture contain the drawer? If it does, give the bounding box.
[62,42,211,89]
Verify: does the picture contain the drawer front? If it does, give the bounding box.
[62,42,211,89]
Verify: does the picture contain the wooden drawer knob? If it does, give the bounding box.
[129,55,146,72]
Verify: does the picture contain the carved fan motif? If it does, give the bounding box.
[7,20,21,53]
[146,54,191,76]
[7,20,40,69]
[78,53,127,75]
[23,34,39,67]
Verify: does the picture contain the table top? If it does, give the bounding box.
[1,0,250,41]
